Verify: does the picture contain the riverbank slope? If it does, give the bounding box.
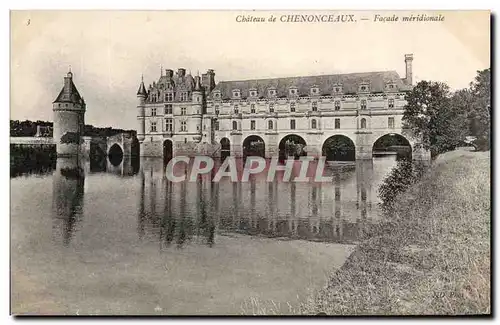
[302,150,490,315]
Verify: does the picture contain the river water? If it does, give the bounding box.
[11,155,398,315]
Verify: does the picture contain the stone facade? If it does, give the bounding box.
[137,54,430,160]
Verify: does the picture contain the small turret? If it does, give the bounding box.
[137,75,146,142]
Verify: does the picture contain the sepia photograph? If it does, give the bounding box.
[9,9,491,316]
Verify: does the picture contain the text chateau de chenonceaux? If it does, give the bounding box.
[51,53,430,161]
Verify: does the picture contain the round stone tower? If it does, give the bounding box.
[136,76,147,142]
[52,69,86,157]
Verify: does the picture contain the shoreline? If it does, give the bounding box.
[301,150,490,315]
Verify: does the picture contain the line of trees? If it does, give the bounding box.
[10,120,136,138]
[402,68,490,158]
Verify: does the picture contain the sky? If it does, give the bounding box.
[10,10,490,130]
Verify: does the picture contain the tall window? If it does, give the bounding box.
[290,102,296,112]
[388,117,395,129]
[232,121,238,130]
[311,119,317,129]
[335,118,340,129]
[151,107,157,116]
[150,121,157,132]
[290,119,296,130]
[234,105,239,114]
[250,120,256,130]
[250,104,256,113]
[165,119,173,132]
[164,104,172,114]
[214,120,219,130]
[360,99,367,110]
[334,100,341,110]
[312,102,318,112]
[166,92,174,102]
[388,99,395,108]
[180,92,188,101]
[269,103,274,113]
[268,120,274,130]
[361,118,367,129]
[215,105,220,115]
[180,121,187,132]
[181,107,187,115]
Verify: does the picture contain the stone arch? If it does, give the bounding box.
[108,143,124,166]
[163,139,173,163]
[372,133,412,160]
[242,135,266,158]
[322,135,356,161]
[220,137,231,161]
[278,134,307,159]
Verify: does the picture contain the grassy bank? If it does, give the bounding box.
[301,150,491,315]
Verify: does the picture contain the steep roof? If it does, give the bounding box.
[53,74,85,104]
[211,70,410,99]
[137,80,147,96]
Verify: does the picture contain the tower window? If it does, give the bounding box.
[250,120,256,130]
[290,119,296,130]
[269,103,274,113]
[290,102,296,112]
[150,121,157,132]
[311,119,317,129]
[335,118,340,129]
[361,118,367,129]
[388,99,395,108]
[181,107,187,115]
[388,117,395,129]
[180,121,187,132]
[268,120,273,130]
[232,121,238,130]
[165,119,173,132]
[360,99,367,110]
[334,101,341,110]
[151,107,157,116]
[250,103,256,114]
[164,104,172,114]
[312,102,318,112]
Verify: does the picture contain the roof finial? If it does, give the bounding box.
[197,70,200,77]
[67,65,73,78]
[160,64,163,77]
[141,73,144,82]
[68,65,72,73]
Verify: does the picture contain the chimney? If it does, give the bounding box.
[201,69,216,92]
[177,68,186,78]
[404,54,413,85]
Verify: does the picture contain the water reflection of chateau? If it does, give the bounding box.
[138,158,385,246]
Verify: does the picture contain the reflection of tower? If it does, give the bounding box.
[290,181,297,236]
[356,160,374,221]
[138,168,145,239]
[52,69,86,157]
[52,157,85,246]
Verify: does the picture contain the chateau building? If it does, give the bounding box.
[136,54,430,160]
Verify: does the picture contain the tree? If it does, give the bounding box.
[402,81,468,158]
[469,69,491,150]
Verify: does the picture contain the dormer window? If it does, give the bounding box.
[214,105,220,115]
[289,88,298,96]
[311,87,319,95]
[180,92,188,101]
[249,89,258,97]
[334,101,341,111]
[234,104,239,114]
[312,101,318,112]
[290,102,296,112]
[269,102,274,113]
[165,92,174,102]
[268,89,276,97]
[388,99,395,108]
[213,91,221,100]
[359,83,370,93]
[250,103,256,114]
[232,89,241,98]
